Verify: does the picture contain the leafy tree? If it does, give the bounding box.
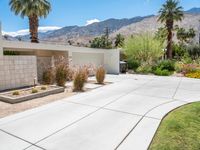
[158,0,184,59]
[176,27,196,43]
[90,35,112,49]
[115,34,125,48]
[9,0,51,43]
[154,27,168,44]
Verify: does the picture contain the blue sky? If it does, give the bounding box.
[0,0,200,35]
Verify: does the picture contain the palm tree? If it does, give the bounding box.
[158,0,183,59]
[9,0,51,43]
[115,34,125,48]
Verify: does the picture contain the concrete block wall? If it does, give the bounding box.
[0,56,37,91]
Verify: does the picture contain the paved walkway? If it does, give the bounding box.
[1,74,200,150]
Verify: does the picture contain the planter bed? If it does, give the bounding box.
[0,85,65,104]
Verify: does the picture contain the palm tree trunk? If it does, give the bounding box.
[166,20,173,59]
[29,14,39,43]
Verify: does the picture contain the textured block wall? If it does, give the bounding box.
[0,56,37,91]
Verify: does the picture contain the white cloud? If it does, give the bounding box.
[2,26,62,37]
[86,19,100,26]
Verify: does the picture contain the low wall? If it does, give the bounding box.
[71,49,120,74]
[0,56,37,91]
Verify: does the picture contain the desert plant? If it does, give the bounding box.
[124,33,164,65]
[31,88,38,94]
[42,68,54,84]
[55,64,68,86]
[12,91,20,96]
[136,63,152,74]
[154,60,175,71]
[73,69,86,91]
[127,58,140,71]
[54,57,70,86]
[185,71,200,79]
[96,66,106,84]
[41,86,47,90]
[154,68,172,76]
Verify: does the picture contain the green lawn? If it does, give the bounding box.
[149,102,200,150]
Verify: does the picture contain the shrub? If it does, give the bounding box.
[180,64,199,75]
[172,43,187,59]
[174,62,182,73]
[124,33,164,65]
[154,60,175,71]
[12,91,20,96]
[54,58,69,87]
[127,58,140,71]
[185,71,200,79]
[136,63,152,74]
[154,68,172,76]
[187,45,200,60]
[41,86,47,90]
[42,68,54,85]
[31,88,38,94]
[96,66,106,84]
[73,69,86,91]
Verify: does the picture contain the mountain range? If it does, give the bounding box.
[4,7,200,46]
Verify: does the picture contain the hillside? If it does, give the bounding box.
[111,14,200,43]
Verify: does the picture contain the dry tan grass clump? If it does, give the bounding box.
[96,66,106,84]
[42,68,54,85]
[73,68,87,92]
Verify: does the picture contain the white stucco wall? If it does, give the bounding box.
[104,49,120,74]
[71,49,120,74]
[72,52,104,66]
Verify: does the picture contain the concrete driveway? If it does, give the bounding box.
[0,74,200,150]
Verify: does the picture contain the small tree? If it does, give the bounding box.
[115,34,125,48]
[176,27,196,44]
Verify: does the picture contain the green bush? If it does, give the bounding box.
[124,33,164,65]
[136,64,152,74]
[154,60,175,71]
[12,91,20,96]
[31,88,38,94]
[172,43,187,59]
[154,68,172,76]
[41,86,47,90]
[127,58,140,70]
[187,45,200,60]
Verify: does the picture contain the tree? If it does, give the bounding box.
[115,34,125,48]
[158,0,184,59]
[90,35,112,49]
[9,0,51,43]
[154,27,168,44]
[176,27,196,44]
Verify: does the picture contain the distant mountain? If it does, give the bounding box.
[111,14,200,44]
[186,7,200,14]
[16,15,154,45]
[9,7,200,46]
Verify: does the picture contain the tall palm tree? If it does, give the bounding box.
[158,0,183,59]
[9,0,51,43]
